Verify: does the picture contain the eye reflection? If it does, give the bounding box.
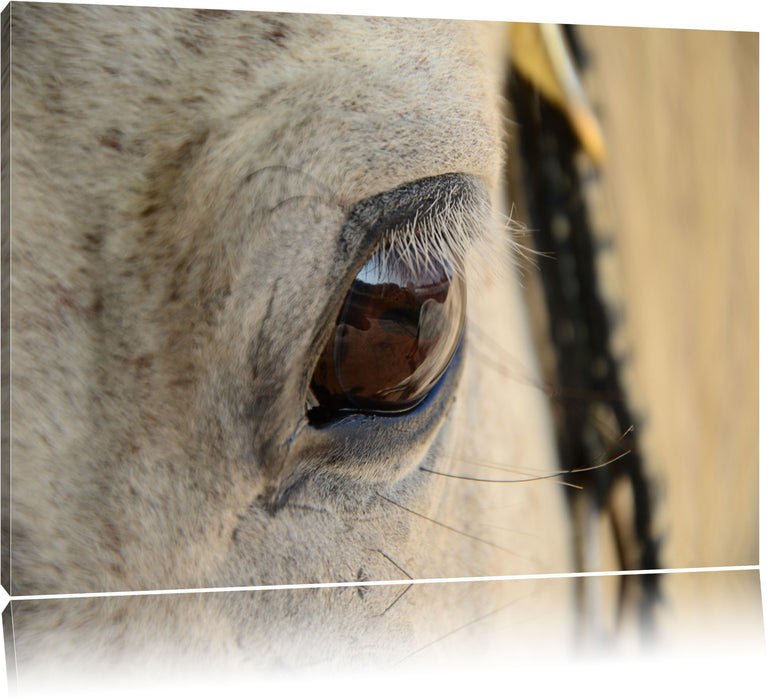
[310,249,465,415]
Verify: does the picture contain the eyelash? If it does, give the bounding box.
[370,185,525,290]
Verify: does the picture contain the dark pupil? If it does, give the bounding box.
[311,251,465,414]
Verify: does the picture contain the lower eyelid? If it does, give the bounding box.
[274,336,465,501]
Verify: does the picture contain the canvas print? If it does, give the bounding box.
[0,1,762,692]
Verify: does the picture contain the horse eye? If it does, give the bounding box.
[310,247,466,416]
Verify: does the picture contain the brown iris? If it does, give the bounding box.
[310,249,465,414]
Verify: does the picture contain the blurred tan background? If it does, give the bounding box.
[577,26,759,642]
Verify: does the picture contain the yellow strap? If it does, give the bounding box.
[511,23,606,165]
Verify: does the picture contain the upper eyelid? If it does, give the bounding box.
[340,173,493,279]
[379,189,493,280]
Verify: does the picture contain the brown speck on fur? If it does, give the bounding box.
[264,19,289,47]
[99,128,124,152]
[122,354,155,380]
[177,33,204,55]
[83,231,105,251]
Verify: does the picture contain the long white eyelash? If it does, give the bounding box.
[367,187,535,288]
